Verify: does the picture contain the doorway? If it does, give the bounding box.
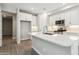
[2,15,13,46]
[2,16,13,36]
[0,15,16,54]
[0,11,32,55]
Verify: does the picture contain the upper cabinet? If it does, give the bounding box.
[64,10,71,26]
[70,9,79,25]
[65,8,79,25]
[31,15,37,26]
[19,12,37,26]
[50,14,60,25]
[19,12,32,21]
[49,6,79,26]
[49,12,65,26]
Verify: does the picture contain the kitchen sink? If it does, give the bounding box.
[43,32,53,35]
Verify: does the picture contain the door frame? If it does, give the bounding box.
[0,10,17,47]
[2,16,13,36]
[0,10,2,47]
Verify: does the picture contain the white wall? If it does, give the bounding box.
[0,10,2,47]
[0,4,2,47]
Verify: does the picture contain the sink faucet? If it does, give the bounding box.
[43,26,48,33]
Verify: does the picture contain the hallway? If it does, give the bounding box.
[0,35,32,55]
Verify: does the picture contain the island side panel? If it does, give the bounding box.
[32,36,71,55]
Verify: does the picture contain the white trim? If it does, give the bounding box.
[16,8,21,44]
[0,10,2,47]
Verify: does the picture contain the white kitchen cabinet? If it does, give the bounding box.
[50,14,60,25]
[19,12,37,26]
[64,8,79,26]
[65,8,79,25]
[64,10,71,26]
[49,7,79,26]
[70,9,79,25]
[60,12,65,20]
[31,15,37,26]
[19,12,32,21]
[49,16,55,26]
[50,13,65,26]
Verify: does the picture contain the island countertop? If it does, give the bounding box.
[31,32,79,47]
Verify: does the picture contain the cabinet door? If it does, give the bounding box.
[49,15,60,26]
[20,12,32,21]
[31,15,37,26]
[70,10,79,25]
[25,14,32,21]
[50,12,65,26]
[19,12,26,20]
[59,12,65,20]
[50,16,55,26]
[64,11,71,26]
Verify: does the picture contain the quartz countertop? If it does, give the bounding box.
[31,32,79,47]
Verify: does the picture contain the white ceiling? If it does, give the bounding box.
[1,3,74,14]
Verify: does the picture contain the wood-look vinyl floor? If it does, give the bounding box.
[0,35,32,55]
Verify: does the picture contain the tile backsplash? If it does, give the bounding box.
[48,25,79,33]
[66,25,79,33]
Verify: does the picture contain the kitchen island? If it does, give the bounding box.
[31,32,79,55]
